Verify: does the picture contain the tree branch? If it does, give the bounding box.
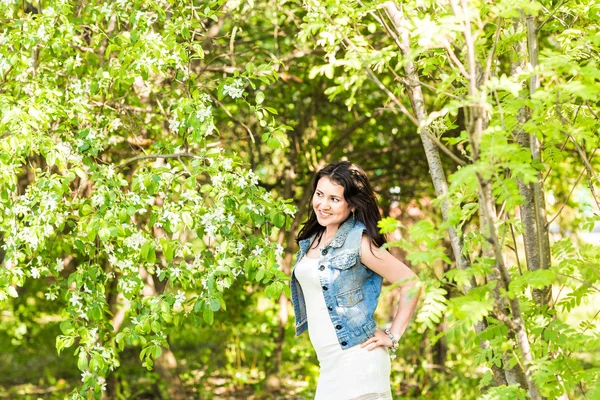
[116,153,204,170]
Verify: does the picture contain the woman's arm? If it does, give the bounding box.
[359,234,421,351]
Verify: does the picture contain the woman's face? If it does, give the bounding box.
[312,176,352,231]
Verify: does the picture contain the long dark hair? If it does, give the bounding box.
[296,161,386,248]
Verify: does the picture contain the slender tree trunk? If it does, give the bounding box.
[382,1,510,385]
[456,1,542,397]
[525,13,552,306]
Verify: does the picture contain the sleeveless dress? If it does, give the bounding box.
[294,255,393,400]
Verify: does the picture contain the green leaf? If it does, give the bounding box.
[209,298,220,312]
[98,227,111,241]
[256,91,265,105]
[273,213,285,229]
[6,286,18,298]
[203,308,214,325]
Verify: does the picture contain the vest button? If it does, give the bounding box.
[322,286,328,291]
[327,306,333,311]
[321,249,328,255]
[319,265,325,271]
[335,325,342,330]
[341,341,347,346]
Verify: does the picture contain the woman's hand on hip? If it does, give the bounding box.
[360,329,394,351]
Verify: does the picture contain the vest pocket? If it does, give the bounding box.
[335,287,364,307]
[330,249,359,270]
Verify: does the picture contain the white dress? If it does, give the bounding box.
[294,255,393,400]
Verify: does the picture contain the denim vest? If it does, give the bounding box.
[290,218,383,350]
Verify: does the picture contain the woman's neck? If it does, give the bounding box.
[322,226,339,244]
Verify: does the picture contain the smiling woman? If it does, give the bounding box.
[290,161,421,400]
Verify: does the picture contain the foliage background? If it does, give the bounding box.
[1,0,599,399]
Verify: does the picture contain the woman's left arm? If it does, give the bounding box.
[359,234,421,351]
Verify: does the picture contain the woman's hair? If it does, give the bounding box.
[296,161,386,248]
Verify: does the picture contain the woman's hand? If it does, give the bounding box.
[360,329,395,351]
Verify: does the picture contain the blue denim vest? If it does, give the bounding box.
[290,217,383,349]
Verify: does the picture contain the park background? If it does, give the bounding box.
[1,0,599,399]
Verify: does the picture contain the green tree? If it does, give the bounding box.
[300,0,600,398]
[0,1,294,397]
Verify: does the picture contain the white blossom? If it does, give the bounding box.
[247,170,259,186]
[162,210,180,228]
[171,267,181,279]
[275,243,284,259]
[70,293,82,307]
[30,267,40,279]
[252,245,263,256]
[109,117,122,132]
[173,290,186,308]
[222,79,245,99]
[41,195,58,211]
[45,292,57,301]
[81,371,92,382]
[124,232,146,250]
[195,106,211,122]
[205,121,215,136]
[73,54,82,68]
[37,24,49,41]
[169,118,181,132]
[211,172,224,186]
[283,205,297,217]
[92,193,105,207]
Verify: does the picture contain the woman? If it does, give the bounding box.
[290,161,421,400]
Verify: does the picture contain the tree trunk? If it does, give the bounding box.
[457,2,542,396]
[524,13,552,306]
[382,1,509,385]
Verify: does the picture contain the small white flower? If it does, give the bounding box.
[173,290,186,308]
[211,172,224,186]
[222,158,232,170]
[92,193,105,207]
[70,293,82,307]
[283,206,297,217]
[252,245,263,256]
[73,54,82,68]
[81,371,92,382]
[275,243,284,259]
[45,292,58,301]
[205,122,215,136]
[41,195,58,211]
[124,232,145,250]
[195,106,211,122]
[31,267,40,279]
[171,267,181,279]
[247,170,259,186]
[109,117,122,132]
[222,79,245,99]
[169,118,181,132]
